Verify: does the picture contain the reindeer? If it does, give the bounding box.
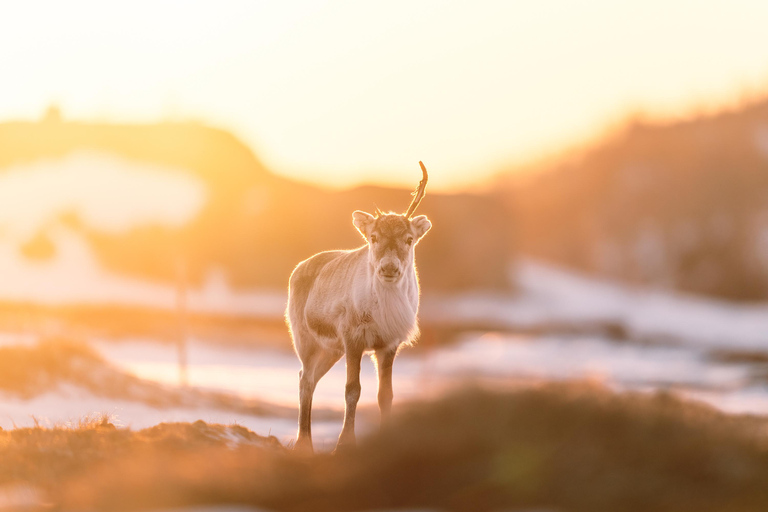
[286,162,431,453]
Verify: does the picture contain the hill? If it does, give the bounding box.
[507,97,768,300]
[0,113,512,293]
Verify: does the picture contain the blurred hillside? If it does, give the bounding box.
[507,97,768,301]
[0,111,512,293]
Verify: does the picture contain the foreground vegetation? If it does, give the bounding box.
[3,383,768,511]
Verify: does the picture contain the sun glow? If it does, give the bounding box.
[2,1,768,190]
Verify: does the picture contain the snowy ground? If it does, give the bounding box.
[423,259,768,351]
[0,259,767,450]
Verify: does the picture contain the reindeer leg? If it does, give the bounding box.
[374,347,396,424]
[296,347,342,454]
[296,366,314,453]
[336,345,364,450]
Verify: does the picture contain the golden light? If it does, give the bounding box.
[1,1,768,190]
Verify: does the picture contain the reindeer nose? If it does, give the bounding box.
[380,263,400,277]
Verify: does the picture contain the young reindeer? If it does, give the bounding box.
[286,162,431,453]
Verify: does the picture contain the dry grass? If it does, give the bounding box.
[3,384,767,511]
[0,416,282,507]
[0,339,114,399]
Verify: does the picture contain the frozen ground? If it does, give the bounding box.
[423,258,768,350]
[0,259,766,449]
[2,329,767,450]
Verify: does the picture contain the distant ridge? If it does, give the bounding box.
[0,116,513,292]
[509,96,768,300]
[0,117,273,188]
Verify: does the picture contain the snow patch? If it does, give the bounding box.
[423,259,768,350]
[0,151,207,238]
[0,227,286,314]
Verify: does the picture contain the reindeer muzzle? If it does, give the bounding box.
[378,262,401,281]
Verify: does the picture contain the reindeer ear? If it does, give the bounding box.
[352,211,375,238]
[411,215,432,240]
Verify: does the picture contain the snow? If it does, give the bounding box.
[0,227,176,306]
[0,150,285,315]
[441,333,748,389]
[0,151,206,238]
[687,385,768,415]
[1,256,767,443]
[2,330,765,445]
[0,226,286,315]
[423,259,768,351]
[0,325,766,450]
[92,331,765,422]
[95,337,416,410]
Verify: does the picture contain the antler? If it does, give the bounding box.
[405,161,429,219]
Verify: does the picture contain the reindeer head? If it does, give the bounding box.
[352,162,431,284]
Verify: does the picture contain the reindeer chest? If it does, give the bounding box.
[352,290,418,349]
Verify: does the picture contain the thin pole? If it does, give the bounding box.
[175,258,189,387]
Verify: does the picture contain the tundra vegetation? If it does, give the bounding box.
[1,384,767,511]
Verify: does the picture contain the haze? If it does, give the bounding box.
[2,0,768,190]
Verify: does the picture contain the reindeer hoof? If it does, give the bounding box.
[332,443,356,456]
[293,437,314,455]
[333,434,357,455]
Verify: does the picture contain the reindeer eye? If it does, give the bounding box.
[406,237,413,246]
[370,235,378,244]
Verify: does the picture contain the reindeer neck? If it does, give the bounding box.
[366,264,419,344]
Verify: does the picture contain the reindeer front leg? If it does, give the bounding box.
[336,344,364,450]
[375,347,396,423]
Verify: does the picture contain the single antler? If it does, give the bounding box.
[405,161,429,219]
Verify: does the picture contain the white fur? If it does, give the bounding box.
[298,243,420,353]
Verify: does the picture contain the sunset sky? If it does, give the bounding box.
[2,1,768,191]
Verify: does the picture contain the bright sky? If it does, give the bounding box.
[2,1,768,191]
